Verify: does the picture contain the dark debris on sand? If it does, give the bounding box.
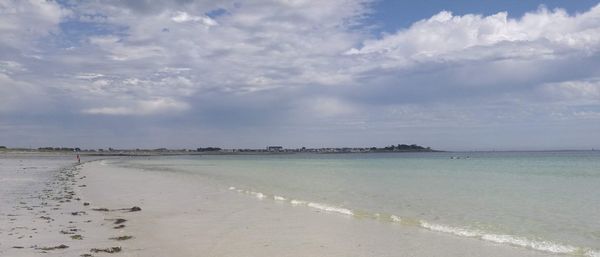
[60,230,76,235]
[110,235,133,241]
[99,206,143,212]
[128,206,142,212]
[90,246,121,253]
[36,244,69,250]
[113,218,127,224]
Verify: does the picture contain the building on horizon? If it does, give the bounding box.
[266,146,283,152]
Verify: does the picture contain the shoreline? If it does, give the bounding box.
[76,158,556,257]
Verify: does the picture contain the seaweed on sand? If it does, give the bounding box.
[110,235,133,241]
[90,247,121,253]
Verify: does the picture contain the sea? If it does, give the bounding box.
[116,151,600,256]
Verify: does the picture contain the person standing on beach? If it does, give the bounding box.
[76,154,80,164]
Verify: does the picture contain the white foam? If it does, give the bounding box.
[307,202,354,216]
[227,188,351,216]
[481,234,577,254]
[290,199,307,206]
[419,220,583,255]
[585,250,600,257]
[390,215,402,223]
[250,191,266,199]
[419,221,481,237]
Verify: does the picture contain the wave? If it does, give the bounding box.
[417,221,600,256]
[229,187,266,199]
[306,202,354,216]
[252,192,266,199]
[419,221,481,237]
[290,199,307,205]
[288,199,353,216]
[587,250,600,257]
[273,195,286,201]
[390,215,402,223]
[480,233,577,254]
[227,185,599,257]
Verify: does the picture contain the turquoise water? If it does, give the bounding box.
[121,151,600,256]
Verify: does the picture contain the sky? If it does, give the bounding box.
[1,0,600,151]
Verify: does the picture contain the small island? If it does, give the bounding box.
[370,144,436,152]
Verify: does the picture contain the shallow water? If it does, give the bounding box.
[120,151,600,256]
[0,155,72,207]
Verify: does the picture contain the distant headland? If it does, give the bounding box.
[0,144,439,155]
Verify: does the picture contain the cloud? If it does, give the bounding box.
[0,60,26,74]
[0,73,48,113]
[88,35,166,61]
[1,0,599,149]
[82,98,190,115]
[75,72,105,80]
[171,11,217,26]
[541,78,600,101]
[303,97,359,118]
[0,0,69,48]
[347,5,600,68]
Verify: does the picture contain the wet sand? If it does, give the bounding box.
[0,155,132,257]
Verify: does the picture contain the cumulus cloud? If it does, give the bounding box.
[0,0,69,48]
[347,6,600,67]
